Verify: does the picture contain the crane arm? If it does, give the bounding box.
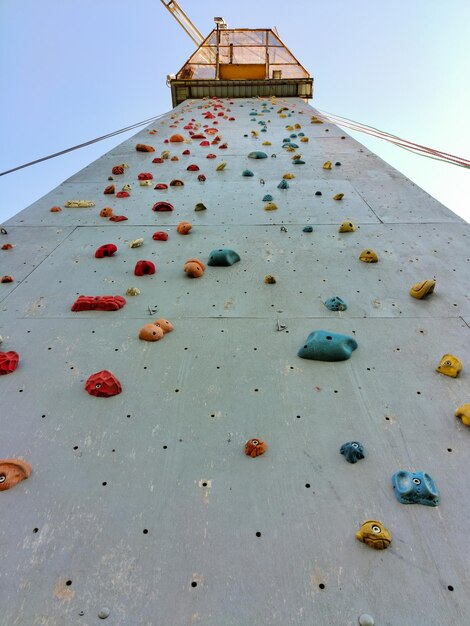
[159,0,204,47]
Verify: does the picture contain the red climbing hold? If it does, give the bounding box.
[170,179,184,187]
[206,154,216,159]
[187,164,200,171]
[71,295,126,312]
[95,244,117,258]
[116,191,129,198]
[152,231,168,241]
[109,215,128,222]
[192,134,206,140]
[218,143,228,149]
[0,351,19,375]
[152,201,174,212]
[182,149,191,155]
[152,157,164,164]
[197,174,206,182]
[1,276,13,283]
[200,141,210,147]
[112,165,125,175]
[85,370,122,397]
[134,260,156,276]
[138,172,153,180]
[154,183,168,190]
[1,243,13,250]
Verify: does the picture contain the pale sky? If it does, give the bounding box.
[1,0,469,223]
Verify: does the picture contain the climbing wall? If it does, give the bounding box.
[1,97,470,626]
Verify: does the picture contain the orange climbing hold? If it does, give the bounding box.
[153,318,174,334]
[100,207,113,217]
[184,258,205,278]
[1,276,13,283]
[136,144,155,152]
[50,206,62,212]
[177,221,192,235]
[139,324,164,342]
[1,243,13,250]
[112,165,125,175]
[170,134,184,142]
[0,459,31,491]
[244,438,267,458]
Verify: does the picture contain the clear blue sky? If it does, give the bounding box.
[1,0,469,223]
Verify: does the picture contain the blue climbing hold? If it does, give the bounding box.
[391,471,440,507]
[208,248,241,267]
[324,296,348,311]
[298,330,358,361]
[278,180,289,189]
[261,128,267,132]
[242,169,254,177]
[248,151,268,159]
[302,226,313,233]
[262,194,273,202]
[290,133,297,138]
[340,441,365,464]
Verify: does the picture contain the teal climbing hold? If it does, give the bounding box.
[242,169,254,177]
[208,248,241,267]
[302,226,313,233]
[262,194,273,202]
[261,128,267,132]
[249,112,258,116]
[293,159,305,164]
[290,133,297,138]
[298,330,358,361]
[278,180,289,189]
[298,132,305,137]
[392,471,440,507]
[248,151,268,159]
[324,296,348,311]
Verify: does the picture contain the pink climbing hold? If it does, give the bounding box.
[134,260,156,276]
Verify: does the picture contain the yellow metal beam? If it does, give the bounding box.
[159,0,204,47]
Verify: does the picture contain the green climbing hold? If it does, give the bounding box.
[278,180,289,189]
[248,151,268,159]
[194,203,207,212]
[242,170,254,177]
[298,330,358,361]
[302,226,313,233]
[262,194,273,202]
[208,248,241,267]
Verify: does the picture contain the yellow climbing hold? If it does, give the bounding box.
[292,154,302,161]
[339,221,356,233]
[264,202,278,211]
[323,161,332,170]
[294,123,301,129]
[283,173,295,180]
[262,141,272,146]
[300,137,309,143]
[311,116,324,124]
[359,249,378,263]
[64,200,95,208]
[333,193,344,201]
[129,238,144,248]
[161,150,170,160]
[264,275,277,284]
[251,131,259,137]
[122,184,132,192]
[286,125,294,131]
[139,180,152,186]
[409,280,436,299]
[436,354,462,378]
[455,404,470,427]
[216,161,227,171]
[285,146,296,152]
[279,114,287,118]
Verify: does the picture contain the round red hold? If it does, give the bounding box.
[152,231,168,241]
[134,260,156,276]
[95,244,117,258]
[85,370,122,397]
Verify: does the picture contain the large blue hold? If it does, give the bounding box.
[298,330,358,361]
[207,248,241,267]
[391,470,440,507]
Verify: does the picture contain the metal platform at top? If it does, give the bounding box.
[0,97,469,626]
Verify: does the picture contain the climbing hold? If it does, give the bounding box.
[333,193,344,200]
[152,201,174,212]
[283,173,295,179]
[139,324,164,342]
[200,140,210,147]
[187,164,200,172]
[129,238,144,249]
[218,142,228,149]
[409,280,436,299]
[1,243,13,250]
[152,158,164,164]
[335,162,342,166]
[264,202,278,211]
[340,441,364,463]
[324,296,348,311]
[95,244,117,258]
[169,179,184,187]
[216,162,227,171]
[50,206,62,212]
[262,194,273,202]
[244,438,267,458]
[182,149,190,155]
[152,231,168,241]
[170,134,184,142]
[194,202,207,212]
[293,159,305,164]
[302,226,313,233]
[112,165,125,175]
[139,180,152,187]
[161,151,170,160]
[392,470,440,506]
[262,141,272,146]
[138,172,153,180]
[248,151,268,159]
[116,191,129,198]
[85,370,122,398]
[136,144,155,152]
[315,191,322,196]
[359,249,378,263]
[153,318,173,334]
[300,137,309,143]
[208,249,240,267]
[278,180,289,189]
[0,459,31,491]
[436,354,462,378]
[264,275,276,284]
[358,615,375,626]
[0,351,19,375]
[100,207,113,217]
[64,200,95,208]
[121,184,132,192]
[71,295,126,312]
[455,403,470,427]
[154,183,168,190]
[103,184,115,195]
[134,260,156,276]
[298,330,358,361]
[339,221,356,233]
[184,258,205,278]
[109,215,128,222]
[1,276,14,283]
[198,174,206,182]
[356,520,391,550]
[323,161,332,170]
[242,170,254,177]
[177,221,192,235]
[126,288,140,297]
[206,154,217,159]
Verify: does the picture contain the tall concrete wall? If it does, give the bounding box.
[1,97,469,626]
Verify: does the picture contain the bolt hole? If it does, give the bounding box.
[102,482,107,486]
[319,583,325,590]
[256,532,261,537]
[448,585,454,591]
[33,528,39,533]
[163,445,167,449]
[191,581,197,588]
[66,580,72,586]
[143,529,148,534]
[305,483,310,488]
